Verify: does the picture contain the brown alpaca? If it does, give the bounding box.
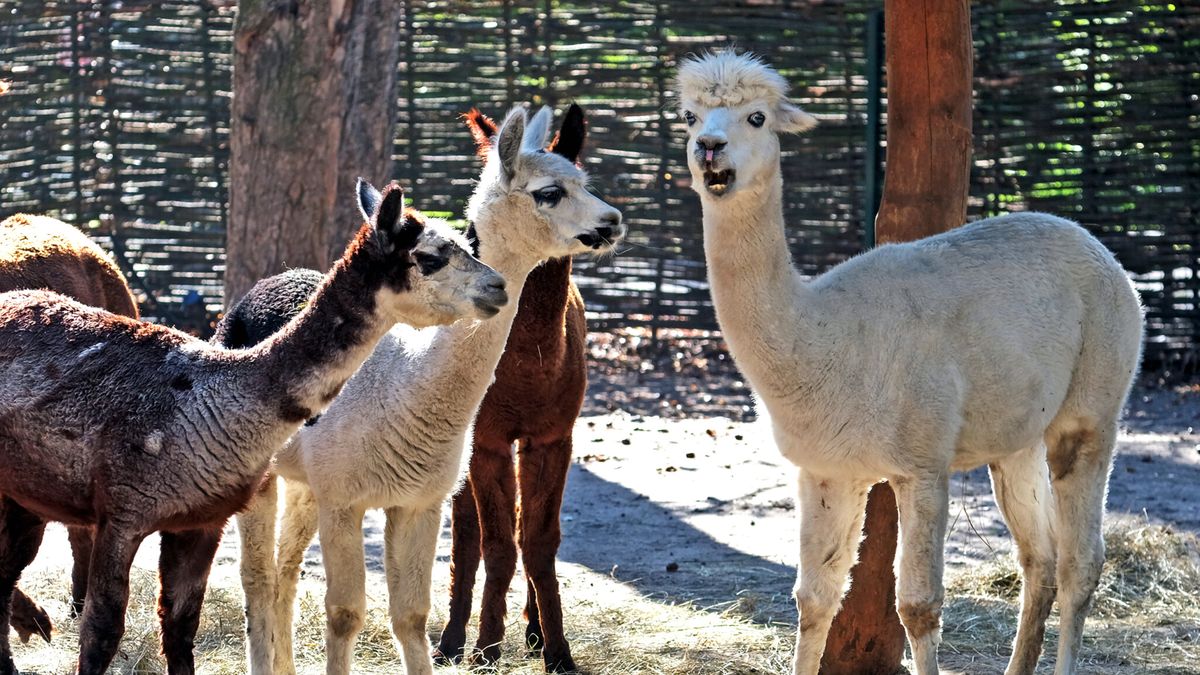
[434,105,589,673]
[0,214,140,641]
[0,183,507,675]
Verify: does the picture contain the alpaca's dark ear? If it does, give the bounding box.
[463,108,498,161]
[373,183,421,253]
[357,177,382,223]
[496,107,527,184]
[549,103,586,164]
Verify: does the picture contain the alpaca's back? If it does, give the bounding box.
[214,268,324,349]
[0,214,139,318]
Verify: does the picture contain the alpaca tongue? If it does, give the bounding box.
[705,148,715,164]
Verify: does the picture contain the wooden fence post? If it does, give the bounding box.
[820,1,973,672]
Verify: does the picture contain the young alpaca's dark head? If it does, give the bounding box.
[346,180,507,328]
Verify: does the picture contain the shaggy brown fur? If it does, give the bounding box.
[0,214,140,639]
[0,185,428,675]
[434,105,588,673]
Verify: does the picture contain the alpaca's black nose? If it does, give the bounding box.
[595,226,613,240]
[696,136,727,153]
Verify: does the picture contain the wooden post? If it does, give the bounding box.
[226,0,405,304]
[820,1,973,673]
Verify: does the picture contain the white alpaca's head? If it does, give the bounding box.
[467,105,625,258]
[356,179,508,327]
[675,51,817,199]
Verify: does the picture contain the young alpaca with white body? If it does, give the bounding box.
[676,52,1142,675]
[0,183,505,675]
[235,106,624,675]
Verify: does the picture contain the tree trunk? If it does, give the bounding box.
[226,0,405,305]
[821,1,973,673]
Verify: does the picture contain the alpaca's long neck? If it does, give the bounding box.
[510,256,573,346]
[395,219,541,440]
[243,243,393,425]
[701,167,824,401]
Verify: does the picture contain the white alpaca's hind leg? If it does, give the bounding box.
[238,474,278,675]
[791,471,871,675]
[383,505,441,675]
[319,504,368,675]
[272,478,320,675]
[1048,422,1116,675]
[893,474,950,675]
[990,445,1058,675]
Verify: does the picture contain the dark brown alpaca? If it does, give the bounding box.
[0,214,140,641]
[0,183,506,675]
[434,105,589,673]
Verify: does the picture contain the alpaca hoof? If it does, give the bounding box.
[467,645,502,667]
[9,591,53,644]
[524,625,544,656]
[431,644,463,666]
[543,651,577,673]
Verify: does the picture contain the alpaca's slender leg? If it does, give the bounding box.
[273,478,319,675]
[892,474,950,675]
[9,587,52,644]
[790,473,871,675]
[383,505,441,675]
[0,497,46,675]
[467,444,518,666]
[517,436,576,673]
[77,523,144,675]
[1048,422,1116,675]
[990,445,1058,675]
[434,476,482,664]
[522,577,541,654]
[66,525,94,617]
[238,474,278,675]
[158,526,223,675]
[319,504,367,675]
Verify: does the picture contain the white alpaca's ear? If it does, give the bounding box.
[774,100,818,134]
[496,107,527,185]
[521,106,553,153]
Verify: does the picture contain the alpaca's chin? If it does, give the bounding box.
[703,168,736,196]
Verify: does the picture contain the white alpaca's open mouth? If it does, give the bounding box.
[704,169,735,195]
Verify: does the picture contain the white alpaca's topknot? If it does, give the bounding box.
[675,51,790,109]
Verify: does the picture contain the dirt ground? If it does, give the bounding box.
[12,334,1200,673]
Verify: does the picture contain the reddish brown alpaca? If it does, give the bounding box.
[433,105,589,673]
[0,214,139,641]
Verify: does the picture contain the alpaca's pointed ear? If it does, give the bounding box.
[549,103,586,163]
[357,177,382,223]
[774,100,818,134]
[372,182,421,254]
[522,106,553,153]
[463,108,498,161]
[496,107,527,184]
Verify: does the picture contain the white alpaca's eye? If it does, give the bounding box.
[748,111,766,128]
[684,111,697,126]
[532,186,564,206]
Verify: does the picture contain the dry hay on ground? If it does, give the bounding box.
[11,517,1198,674]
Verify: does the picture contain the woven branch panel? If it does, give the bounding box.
[1,0,1196,370]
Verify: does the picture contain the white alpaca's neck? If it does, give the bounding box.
[388,203,541,443]
[701,164,825,401]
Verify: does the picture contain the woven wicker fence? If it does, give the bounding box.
[1,0,1196,370]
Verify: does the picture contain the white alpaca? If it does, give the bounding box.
[676,52,1142,675]
[236,106,625,675]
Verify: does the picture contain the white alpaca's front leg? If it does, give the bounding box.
[319,504,368,675]
[893,474,950,675]
[791,470,871,675]
[383,505,441,675]
[238,475,278,675]
[272,478,320,675]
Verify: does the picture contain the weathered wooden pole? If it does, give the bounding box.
[820,1,973,673]
[226,0,405,304]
